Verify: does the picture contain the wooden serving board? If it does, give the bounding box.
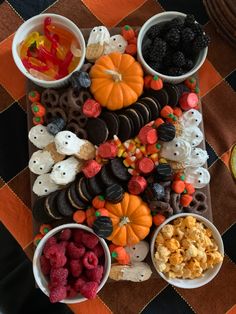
[27,27,212,253]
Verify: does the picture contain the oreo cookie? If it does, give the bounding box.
[76,176,93,203]
[86,118,109,145]
[155,164,173,181]
[100,111,119,139]
[125,109,142,137]
[68,182,87,210]
[163,83,179,107]
[57,189,76,216]
[133,102,151,124]
[45,191,64,220]
[147,89,169,108]
[86,175,105,196]
[157,122,176,141]
[105,184,124,203]
[141,97,160,120]
[32,197,52,223]
[100,164,120,187]
[110,158,131,182]
[118,115,132,142]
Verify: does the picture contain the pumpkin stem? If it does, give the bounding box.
[105,69,122,82]
[119,216,130,226]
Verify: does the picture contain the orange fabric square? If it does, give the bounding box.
[0,185,32,248]
[221,149,231,170]
[226,304,236,314]
[0,34,26,100]
[68,296,112,314]
[81,0,148,27]
[199,58,222,97]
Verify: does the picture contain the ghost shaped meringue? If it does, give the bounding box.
[179,109,202,128]
[125,241,149,262]
[88,26,110,45]
[160,138,192,162]
[33,174,60,196]
[29,150,54,175]
[109,262,152,282]
[184,148,209,168]
[28,124,54,149]
[180,126,203,147]
[185,167,210,188]
[50,157,84,185]
[104,35,128,54]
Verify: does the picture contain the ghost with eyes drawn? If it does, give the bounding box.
[33,174,60,196]
[28,124,54,149]
[180,126,203,147]
[86,26,110,61]
[185,167,210,188]
[104,35,128,54]
[29,150,54,175]
[184,148,209,168]
[160,138,192,162]
[179,109,202,128]
[125,241,149,262]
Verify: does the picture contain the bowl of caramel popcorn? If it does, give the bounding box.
[150,213,224,288]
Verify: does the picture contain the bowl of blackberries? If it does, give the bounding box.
[137,11,210,83]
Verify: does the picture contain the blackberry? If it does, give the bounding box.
[184,14,196,27]
[148,61,161,72]
[146,24,163,40]
[149,38,167,61]
[181,27,195,42]
[142,40,151,60]
[165,28,180,47]
[163,17,184,32]
[181,44,194,58]
[172,51,185,67]
[184,59,194,71]
[162,51,173,67]
[193,34,210,52]
[191,23,204,36]
[167,67,185,76]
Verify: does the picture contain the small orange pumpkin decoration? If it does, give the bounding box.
[90,52,144,110]
[105,193,152,246]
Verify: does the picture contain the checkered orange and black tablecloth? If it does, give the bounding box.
[0,1,235,313]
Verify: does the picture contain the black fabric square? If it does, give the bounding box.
[205,140,218,167]
[158,0,209,25]
[141,285,194,314]
[223,223,236,264]
[226,71,236,92]
[0,102,28,182]
[7,0,57,20]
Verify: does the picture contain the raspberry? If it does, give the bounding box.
[43,236,57,255]
[40,255,51,275]
[70,259,83,278]
[86,265,104,283]
[45,244,67,268]
[80,281,98,299]
[72,229,85,243]
[67,242,86,259]
[92,243,104,258]
[66,285,78,298]
[49,286,67,303]
[59,229,72,241]
[74,277,86,292]
[82,232,99,249]
[83,251,98,269]
[59,241,69,250]
[50,267,68,287]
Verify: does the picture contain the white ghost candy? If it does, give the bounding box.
[88,26,110,45]
[125,241,149,262]
[28,125,54,149]
[50,157,83,185]
[104,35,127,54]
[185,167,210,188]
[109,262,152,282]
[185,148,209,168]
[33,174,60,196]
[181,126,203,147]
[179,109,202,127]
[160,138,191,162]
[54,131,85,155]
[29,150,54,175]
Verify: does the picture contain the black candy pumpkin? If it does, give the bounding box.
[157,122,176,141]
[92,216,113,238]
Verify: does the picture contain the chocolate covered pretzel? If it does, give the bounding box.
[66,122,87,139]
[45,107,67,124]
[41,89,59,108]
[185,191,208,214]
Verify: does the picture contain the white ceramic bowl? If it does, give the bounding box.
[12,13,86,88]
[33,223,111,303]
[137,11,208,84]
[150,213,224,289]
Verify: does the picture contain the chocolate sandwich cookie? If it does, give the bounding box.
[41,89,59,109]
[163,83,179,107]
[125,108,142,137]
[100,111,119,139]
[86,174,105,196]
[32,197,52,223]
[155,164,173,181]
[86,118,109,145]
[45,191,64,220]
[76,176,93,203]
[110,158,131,182]
[117,115,132,142]
[68,182,87,210]
[57,188,76,216]
[133,102,151,125]
[141,97,160,120]
[100,164,120,187]
[105,184,124,203]
[66,122,87,139]
[147,89,169,108]
[157,122,176,141]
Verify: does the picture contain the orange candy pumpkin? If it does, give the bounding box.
[90,52,144,110]
[105,193,152,246]
[150,75,163,90]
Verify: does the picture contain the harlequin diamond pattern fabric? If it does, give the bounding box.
[0,0,235,313]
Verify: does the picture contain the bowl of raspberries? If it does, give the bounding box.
[33,224,111,303]
[137,11,209,83]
